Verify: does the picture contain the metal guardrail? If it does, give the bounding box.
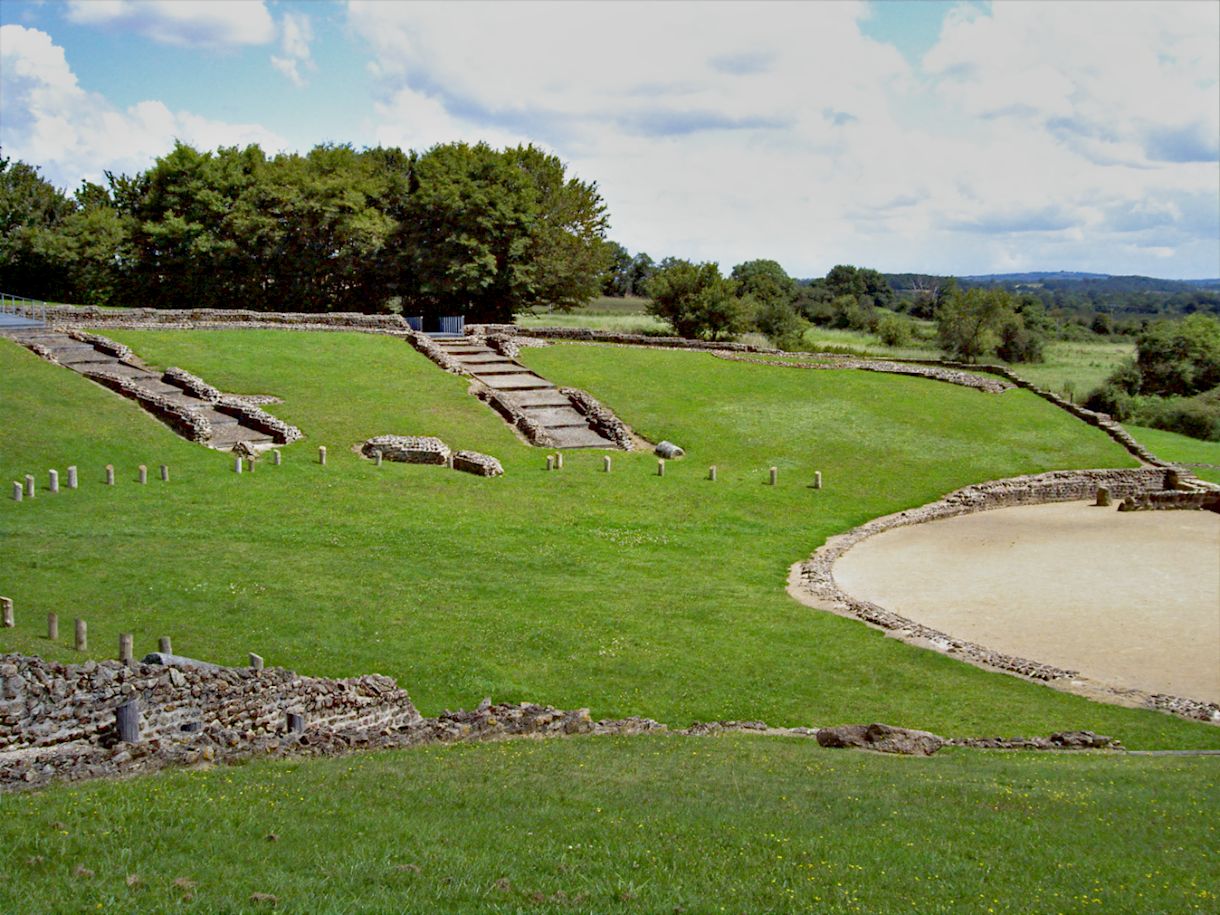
[0,293,48,324]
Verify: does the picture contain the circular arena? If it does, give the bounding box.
[831,500,1220,707]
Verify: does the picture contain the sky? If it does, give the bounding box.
[2,0,1217,280]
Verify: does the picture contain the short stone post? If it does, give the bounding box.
[25,475,35,498]
[245,458,254,474]
[1095,486,1111,507]
[546,456,555,472]
[119,633,133,664]
[604,456,612,473]
[375,451,383,467]
[116,699,140,744]
[769,466,778,486]
[161,464,169,482]
[318,446,327,466]
[250,652,264,671]
[657,459,665,477]
[273,450,282,466]
[709,466,717,482]
[159,636,172,654]
[67,466,78,489]
[105,465,115,485]
[48,470,59,493]
[445,454,454,470]
[814,471,823,490]
[12,481,22,503]
[287,712,305,734]
[138,465,147,485]
[1,597,13,628]
[556,453,564,470]
[47,612,58,640]
[234,456,243,474]
[74,618,87,651]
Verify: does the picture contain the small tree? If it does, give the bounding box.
[644,260,747,340]
[936,287,1017,362]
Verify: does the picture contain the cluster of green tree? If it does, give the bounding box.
[0,142,611,323]
[1085,314,1220,441]
[887,273,1220,329]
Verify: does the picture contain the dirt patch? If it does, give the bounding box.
[829,501,1219,705]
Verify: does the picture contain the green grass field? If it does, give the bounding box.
[2,329,1217,914]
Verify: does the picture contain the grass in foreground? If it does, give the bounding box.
[2,734,1216,914]
[2,332,1216,751]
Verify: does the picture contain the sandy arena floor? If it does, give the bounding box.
[831,501,1220,705]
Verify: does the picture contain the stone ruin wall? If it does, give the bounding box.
[0,654,420,758]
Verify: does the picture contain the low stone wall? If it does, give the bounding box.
[710,352,1015,394]
[82,368,213,443]
[69,330,132,361]
[48,307,410,333]
[452,450,505,477]
[1120,489,1220,512]
[0,653,420,760]
[362,435,451,465]
[797,467,1220,721]
[213,398,303,445]
[469,324,765,353]
[163,366,223,402]
[405,330,466,373]
[560,387,636,451]
[474,387,559,448]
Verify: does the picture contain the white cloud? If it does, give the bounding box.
[0,25,286,188]
[272,11,316,89]
[64,0,275,50]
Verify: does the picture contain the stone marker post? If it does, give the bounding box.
[556,453,564,470]
[159,636,172,654]
[12,482,21,503]
[116,699,140,744]
[74,618,87,651]
[105,465,114,485]
[658,459,665,477]
[25,475,35,498]
[709,466,717,482]
[273,450,282,466]
[1,597,13,628]
[770,466,778,486]
[319,446,327,466]
[604,456,612,473]
[48,470,59,493]
[119,633,133,664]
[138,465,147,484]
[67,466,78,489]
[814,471,822,490]
[375,451,383,467]
[161,465,169,482]
[250,652,264,671]
[47,612,58,640]
[546,456,554,471]
[1095,486,1111,507]
[234,456,243,474]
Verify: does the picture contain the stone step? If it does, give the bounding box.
[452,352,515,365]
[194,407,239,426]
[60,351,120,365]
[476,374,556,391]
[209,427,276,449]
[548,426,616,449]
[507,390,575,408]
[524,406,590,427]
[467,363,532,375]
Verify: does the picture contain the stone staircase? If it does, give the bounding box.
[430,338,618,449]
[4,327,280,452]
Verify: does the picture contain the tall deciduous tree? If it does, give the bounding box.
[936,287,1018,362]
[645,260,746,340]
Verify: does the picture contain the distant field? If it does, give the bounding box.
[1003,340,1135,401]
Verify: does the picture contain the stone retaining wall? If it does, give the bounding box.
[468,324,765,353]
[0,653,420,760]
[82,369,213,442]
[47,307,410,333]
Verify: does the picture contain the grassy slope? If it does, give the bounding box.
[4,330,1220,914]
[2,735,1217,915]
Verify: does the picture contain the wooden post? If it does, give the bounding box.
[234,456,243,474]
[250,652,264,671]
[709,466,717,482]
[105,465,114,485]
[74,618,87,651]
[159,636,172,654]
[138,465,147,484]
[67,465,78,489]
[604,456,611,472]
[161,464,169,482]
[769,466,778,486]
[814,471,822,490]
[273,450,282,466]
[48,470,59,493]
[657,459,665,477]
[318,446,327,466]
[1,597,12,628]
[24,475,35,498]
[116,699,140,744]
[546,456,554,472]
[47,612,58,640]
[119,633,133,664]
[12,481,21,503]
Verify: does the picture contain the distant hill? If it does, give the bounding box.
[961,271,1110,282]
